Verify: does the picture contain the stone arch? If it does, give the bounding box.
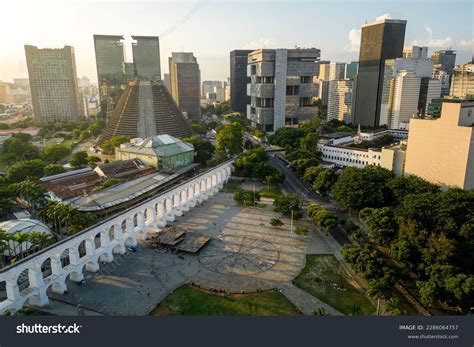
[94,232,102,249]
[0,279,7,305]
[40,257,52,279]
[109,225,116,241]
[16,269,30,292]
[124,236,136,247]
[133,214,138,227]
[98,252,113,264]
[60,248,70,268]
[45,279,67,296]
[112,243,125,255]
[78,240,87,258]
[121,220,127,232]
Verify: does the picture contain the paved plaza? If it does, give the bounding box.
[48,192,339,315]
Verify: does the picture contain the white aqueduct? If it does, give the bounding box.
[0,160,234,315]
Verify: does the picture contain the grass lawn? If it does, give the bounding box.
[259,185,282,199]
[294,255,375,316]
[151,285,300,316]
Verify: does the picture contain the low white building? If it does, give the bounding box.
[318,144,382,169]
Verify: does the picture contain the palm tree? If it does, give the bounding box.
[384,297,405,316]
[28,231,55,252]
[0,229,12,268]
[13,232,30,260]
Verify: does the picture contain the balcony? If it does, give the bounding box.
[247,105,274,125]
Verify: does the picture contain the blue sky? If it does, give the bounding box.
[1,0,472,82]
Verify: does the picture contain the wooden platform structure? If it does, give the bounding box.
[150,227,210,254]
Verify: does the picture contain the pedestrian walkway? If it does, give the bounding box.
[28,299,104,316]
[276,282,343,316]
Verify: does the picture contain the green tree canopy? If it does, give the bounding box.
[215,122,244,156]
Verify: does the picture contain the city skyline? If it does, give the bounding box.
[1,0,472,83]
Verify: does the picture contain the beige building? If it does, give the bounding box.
[0,84,11,103]
[25,45,82,124]
[404,100,474,190]
[450,63,474,98]
[380,143,406,176]
[327,79,353,123]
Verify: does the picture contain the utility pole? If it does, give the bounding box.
[290,210,294,234]
[253,183,256,205]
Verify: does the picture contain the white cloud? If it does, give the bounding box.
[375,13,392,21]
[460,39,473,46]
[411,37,453,48]
[243,38,275,49]
[344,28,361,52]
[425,26,433,37]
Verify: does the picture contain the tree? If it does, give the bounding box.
[268,127,303,148]
[101,135,130,155]
[303,166,323,184]
[41,144,70,163]
[388,175,440,204]
[182,136,215,166]
[79,130,92,141]
[216,122,243,156]
[308,204,338,234]
[291,158,319,175]
[417,281,437,308]
[233,189,259,206]
[28,231,54,252]
[9,180,46,207]
[86,156,101,168]
[6,160,46,183]
[190,123,207,135]
[332,166,394,211]
[69,151,88,167]
[313,168,338,195]
[384,297,405,316]
[1,138,40,162]
[44,164,66,176]
[359,207,397,245]
[273,194,300,217]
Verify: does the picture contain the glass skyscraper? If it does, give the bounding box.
[132,36,161,81]
[352,19,406,127]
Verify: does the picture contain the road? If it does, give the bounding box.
[268,154,349,247]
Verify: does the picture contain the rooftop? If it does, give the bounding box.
[118,135,194,158]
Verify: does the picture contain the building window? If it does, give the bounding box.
[251,65,257,76]
[286,85,299,95]
[300,76,312,83]
[299,97,312,107]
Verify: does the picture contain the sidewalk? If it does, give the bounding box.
[28,299,105,316]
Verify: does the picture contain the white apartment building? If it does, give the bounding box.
[318,144,382,168]
[327,79,353,123]
[388,70,421,129]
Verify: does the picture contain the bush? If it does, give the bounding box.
[233,189,259,206]
[103,178,121,188]
[270,218,284,227]
[307,204,338,234]
[294,226,309,235]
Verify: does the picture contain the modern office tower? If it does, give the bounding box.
[327,79,353,123]
[418,78,442,116]
[163,73,171,91]
[380,57,433,126]
[317,61,331,80]
[404,100,474,190]
[353,18,407,127]
[403,46,428,59]
[24,45,82,124]
[131,36,161,80]
[93,35,127,110]
[431,49,457,74]
[385,70,421,129]
[329,62,346,80]
[230,50,252,113]
[99,80,192,145]
[168,52,201,119]
[344,62,359,79]
[247,48,320,132]
[449,63,474,98]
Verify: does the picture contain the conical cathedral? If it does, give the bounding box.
[99,80,193,145]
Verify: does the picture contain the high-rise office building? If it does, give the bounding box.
[327,79,353,123]
[0,84,11,103]
[316,79,330,107]
[344,62,359,79]
[449,63,474,98]
[418,78,442,116]
[329,62,346,80]
[431,50,457,74]
[168,52,201,119]
[247,48,320,132]
[385,70,421,129]
[317,61,331,80]
[353,18,407,127]
[230,50,252,113]
[380,57,434,126]
[404,100,474,190]
[25,45,82,124]
[131,36,161,80]
[93,35,127,109]
[403,46,428,59]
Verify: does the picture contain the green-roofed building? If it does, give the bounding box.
[115,134,194,172]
